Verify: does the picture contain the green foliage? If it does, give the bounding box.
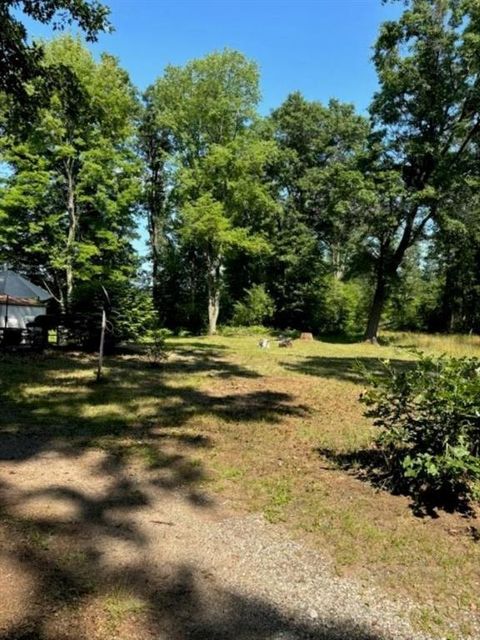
[145,328,171,367]
[0,1,110,117]
[384,248,441,332]
[231,284,275,327]
[218,325,270,337]
[313,278,368,337]
[361,354,480,504]
[0,35,140,312]
[361,0,480,339]
[110,283,157,342]
[144,50,275,334]
[267,93,373,331]
[138,8,480,340]
[4,2,480,344]
[263,211,323,332]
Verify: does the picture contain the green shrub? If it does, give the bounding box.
[218,324,271,337]
[360,353,480,505]
[145,328,171,366]
[231,285,275,327]
[313,278,367,337]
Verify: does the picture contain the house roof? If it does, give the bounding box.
[0,270,51,302]
[0,295,45,307]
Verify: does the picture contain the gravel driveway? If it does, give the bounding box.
[0,439,435,640]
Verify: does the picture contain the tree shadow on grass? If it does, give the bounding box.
[0,353,393,640]
[283,356,413,384]
[0,475,398,640]
[67,341,259,379]
[0,343,296,445]
[316,446,395,492]
[314,334,364,345]
[0,349,308,524]
[316,446,476,519]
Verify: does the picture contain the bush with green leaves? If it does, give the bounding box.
[231,284,275,327]
[145,328,171,367]
[361,353,480,505]
[218,324,270,337]
[312,277,367,337]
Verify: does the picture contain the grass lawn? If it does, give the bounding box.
[1,331,480,638]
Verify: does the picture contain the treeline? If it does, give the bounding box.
[1,0,480,342]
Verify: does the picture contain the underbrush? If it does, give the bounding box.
[361,353,480,511]
[217,325,272,337]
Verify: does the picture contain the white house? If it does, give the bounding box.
[0,269,51,329]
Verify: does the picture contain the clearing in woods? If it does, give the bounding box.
[0,333,479,639]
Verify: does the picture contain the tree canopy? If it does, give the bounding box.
[0,0,110,114]
[0,36,140,332]
[2,0,480,341]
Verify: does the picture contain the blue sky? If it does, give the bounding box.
[21,0,400,115]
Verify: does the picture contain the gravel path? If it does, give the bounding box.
[0,442,436,640]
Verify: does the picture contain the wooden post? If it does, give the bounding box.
[4,294,9,329]
[2,294,9,348]
[96,307,107,382]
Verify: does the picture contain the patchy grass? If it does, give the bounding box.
[0,332,479,639]
[103,587,149,624]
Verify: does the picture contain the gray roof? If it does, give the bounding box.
[0,270,51,302]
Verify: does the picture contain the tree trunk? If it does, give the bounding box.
[208,288,220,335]
[365,267,387,344]
[331,243,345,281]
[65,162,77,310]
[207,257,221,335]
[143,127,169,319]
[364,212,419,343]
[151,240,161,316]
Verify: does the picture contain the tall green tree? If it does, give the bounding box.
[138,85,173,317]
[145,50,276,334]
[272,92,372,279]
[0,36,140,312]
[267,92,373,330]
[365,0,480,341]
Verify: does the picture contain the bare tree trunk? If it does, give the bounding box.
[331,244,344,281]
[365,273,387,343]
[53,272,67,314]
[65,161,77,310]
[208,288,220,335]
[207,257,221,335]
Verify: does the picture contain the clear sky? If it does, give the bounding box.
[21,0,400,115]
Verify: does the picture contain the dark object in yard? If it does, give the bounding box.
[300,332,314,340]
[55,312,117,353]
[278,337,293,348]
[1,327,23,347]
[469,526,480,543]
